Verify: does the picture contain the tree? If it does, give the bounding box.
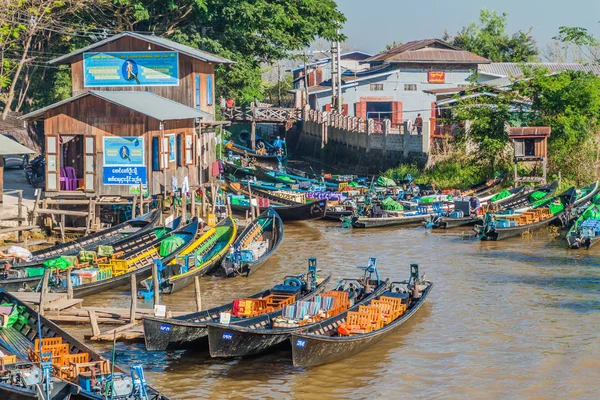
[553,26,599,64]
[0,0,92,120]
[444,9,538,62]
[94,0,346,103]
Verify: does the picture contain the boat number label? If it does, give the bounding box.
[222,332,233,341]
[159,324,172,333]
[295,339,306,348]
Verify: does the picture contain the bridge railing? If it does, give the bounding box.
[222,106,302,122]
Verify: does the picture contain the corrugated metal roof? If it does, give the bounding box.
[0,134,36,155]
[21,91,213,121]
[479,63,600,77]
[508,127,551,137]
[365,39,489,64]
[50,32,233,65]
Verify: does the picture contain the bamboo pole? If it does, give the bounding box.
[132,194,137,219]
[194,275,202,312]
[60,214,65,243]
[247,181,255,219]
[152,262,160,308]
[66,267,73,300]
[181,191,187,221]
[130,274,137,324]
[139,182,144,214]
[39,269,50,316]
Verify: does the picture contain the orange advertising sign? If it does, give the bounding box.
[428,71,445,84]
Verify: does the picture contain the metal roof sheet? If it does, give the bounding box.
[479,62,600,77]
[365,39,489,64]
[21,91,213,121]
[50,32,233,65]
[0,134,36,155]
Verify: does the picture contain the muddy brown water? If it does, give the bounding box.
[61,221,599,399]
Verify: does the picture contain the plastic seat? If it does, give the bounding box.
[64,166,79,190]
[60,168,68,190]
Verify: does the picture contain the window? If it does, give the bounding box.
[404,84,417,91]
[184,132,195,165]
[370,83,384,91]
[195,74,201,109]
[206,75,213,105]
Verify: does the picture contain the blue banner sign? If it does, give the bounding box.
[103,166,148,185]
[83,51,179,87]
[104,136,145,166]
[103,136,146,185]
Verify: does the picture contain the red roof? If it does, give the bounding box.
[365,39,490,64]
[508,127,551,138]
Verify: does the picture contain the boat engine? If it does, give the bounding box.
[0,365,44,390]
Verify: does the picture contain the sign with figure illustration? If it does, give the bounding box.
[103,136,147,185]
[83,51,179,87]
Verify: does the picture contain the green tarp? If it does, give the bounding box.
[381,197,404,211]
[529,191,548,201]
[0,303,18,329]
[159,236,185,257]
[491,190,512,202]
[97,246,114,258]
[583,207,600,221]
[376,176,396,187]
[42,256,73,270]
[549,202,564,215]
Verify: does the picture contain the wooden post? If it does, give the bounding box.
[201,189,206,218]
[39,269,50,316]
[85,200,92,235]
[245,210,249,223]
[191,187,197,218]
[181,191,187,220]
[17,190,23,242]
[0,156,4,204]
[130,274,137,324]
[66,267,73,300]
[139,182,144,214]
[226,195,232,216]
[31,189,41,226]
[152,262,160,308]
[60,214,65,243]
[132,194,137,219]
[87,309,101,337]
[247,181,255,219]
[251,121,256,150]
[194,276,202,312]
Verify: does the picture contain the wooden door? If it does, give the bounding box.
[84,135,96,192]
[45,135,59,191]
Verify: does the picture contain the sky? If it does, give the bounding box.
[335,0,600,58]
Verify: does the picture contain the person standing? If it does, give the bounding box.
[414,113,423,134]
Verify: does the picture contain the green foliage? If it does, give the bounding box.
[515,69,600,185]
[553,26,599,64]
[445,9,538,62]
[384,159,487,190]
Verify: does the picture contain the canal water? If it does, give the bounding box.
[66,221,600,399]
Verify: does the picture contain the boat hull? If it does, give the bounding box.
[144,316,210,351]
[352,215,428,228]
[434,216,482,229]
[480,215,559,241]
[290,283,433,367]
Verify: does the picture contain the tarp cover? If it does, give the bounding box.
[529,191,548,201]
[491,190,512,202]
[376,176,396,187]
[159,236,185,257]
[381,197,404,211]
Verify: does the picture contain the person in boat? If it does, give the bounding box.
[470,196,481,216]
[273,136,285,157]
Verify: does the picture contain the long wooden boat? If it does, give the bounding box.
[140,217,237,296]
[49,219,199,297]
[324,206,354,221]
[219,208,283,277]
[479,188,576,241]
[207,260,390,358]
[222,160,256,178]
[462,173,505,197]
[229,196,327,222]
[254,165,338,189]
[429,215,483,229]
[143,262,331,351]
[351,212,431,228]
[490,181,558,212]
[224,142,281,162]
[0,216,182,293]
[290,264,433,367]
[12,210,162,267]
[480,185,527,205]
[0,290,168,399]
[566,202,600,249]
[0,342,76,399]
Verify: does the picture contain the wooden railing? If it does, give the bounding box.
[222,106,302,122]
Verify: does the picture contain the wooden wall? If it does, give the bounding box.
[42,95,199,197]
[69,36,215,117]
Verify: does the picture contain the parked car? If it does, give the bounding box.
[1,134,29,168]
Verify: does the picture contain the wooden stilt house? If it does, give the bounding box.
[21,32,233,201]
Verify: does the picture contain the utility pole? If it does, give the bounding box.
[303,51,309,107]
[330,35,342,113]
